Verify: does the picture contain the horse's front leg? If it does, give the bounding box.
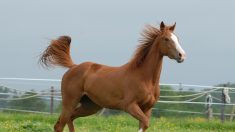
[126,104,150,132]
[139,108,152,132]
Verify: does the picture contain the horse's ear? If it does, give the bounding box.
[169,22,176,31]
[160,21,165,31]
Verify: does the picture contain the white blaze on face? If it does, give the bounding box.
[170,33,185,55]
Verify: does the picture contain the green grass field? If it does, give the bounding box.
[0,112,235,132]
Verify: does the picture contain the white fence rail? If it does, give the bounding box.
[0,77,235,121]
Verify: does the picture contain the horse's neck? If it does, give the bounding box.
[140,45,163,85]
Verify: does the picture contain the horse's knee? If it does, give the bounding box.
[140,119,149,131]
[144,122,150,129]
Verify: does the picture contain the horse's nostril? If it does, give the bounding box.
[179,53,182,57]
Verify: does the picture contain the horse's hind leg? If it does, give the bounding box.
[66,95,102,130]
[73,96,102,119]
[54,95,80,132]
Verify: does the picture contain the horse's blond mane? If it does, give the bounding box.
[130,25,160,68]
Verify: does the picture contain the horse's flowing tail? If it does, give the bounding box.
[39,36,75,68]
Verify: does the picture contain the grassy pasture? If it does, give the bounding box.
[0,112,234,132]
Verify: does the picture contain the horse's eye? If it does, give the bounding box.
[164,38,169,41]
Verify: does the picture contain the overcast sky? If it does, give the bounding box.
[0,0,235,88]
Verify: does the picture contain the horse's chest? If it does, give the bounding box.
[139,86,159,108]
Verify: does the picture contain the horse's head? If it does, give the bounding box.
[158,21,186,63]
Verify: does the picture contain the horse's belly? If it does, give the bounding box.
[84,77,124,109]
[85,91,123,109]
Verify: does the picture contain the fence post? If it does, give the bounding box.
[179,83,183,92]
[205,94,213,120]
[221,87,225,123]
[230,105,235,122]
[221,85,231,123]
[50,86,54,115]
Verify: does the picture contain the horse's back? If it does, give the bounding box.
[61,61,111,90]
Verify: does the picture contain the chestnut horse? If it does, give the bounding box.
[39,21,186,132]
